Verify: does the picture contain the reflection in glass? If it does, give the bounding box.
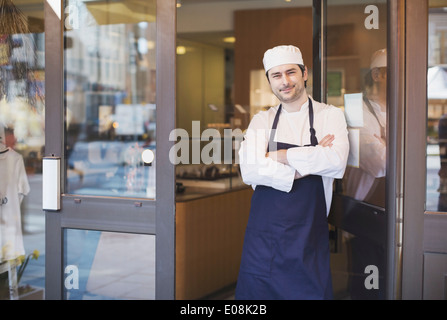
[426,7,447,212]
[64,0,156,198]
[326,0,387,300]
[343,49,387,207]
[64,229,155,300]
[0,0,45,300]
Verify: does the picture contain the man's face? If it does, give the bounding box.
[373,67,387,85]
[267,64,307,104]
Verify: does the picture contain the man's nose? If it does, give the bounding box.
[282,74,290,85]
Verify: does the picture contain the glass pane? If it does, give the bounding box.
[64,0,156,198]
[426,3,447,212]
[175,0,313,198]
[0,0,45,300]
[326,0,388,300]
[64,229,155,300]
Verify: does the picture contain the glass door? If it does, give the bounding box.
[44,0,176,299]
[0,0,45,300]
[323,0,391,300]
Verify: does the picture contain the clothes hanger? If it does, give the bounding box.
[0,124,9,153]
[0,141,9,154]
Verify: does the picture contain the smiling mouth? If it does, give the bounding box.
[280,86,294,92]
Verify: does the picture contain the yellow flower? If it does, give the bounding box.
[32,250,40,260]
[17,254,25,265]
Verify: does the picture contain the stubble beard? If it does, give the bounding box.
[275,84,305,104]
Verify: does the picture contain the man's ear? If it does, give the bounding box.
[371,68,380,82]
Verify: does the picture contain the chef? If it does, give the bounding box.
[235,45,349,300]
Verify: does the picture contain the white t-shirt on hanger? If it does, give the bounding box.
[0,148,30,262]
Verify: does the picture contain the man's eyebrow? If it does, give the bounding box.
[271,68,298,76]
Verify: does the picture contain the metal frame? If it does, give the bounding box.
[401,0,428,300]
[387,0,406,300]
[44,0,64,299]
[317,0,409,300]
[44,0,176,300]
[312,0,326,103]
[420,2,447,298]
[155,0,176,300]
[402,0,447,300]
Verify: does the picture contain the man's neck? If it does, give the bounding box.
[368,92,386,112]
[282,94,309,113]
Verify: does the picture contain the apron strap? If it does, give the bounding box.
[363,95,386,139]
[269,98,318,148]
[308,98,318,146]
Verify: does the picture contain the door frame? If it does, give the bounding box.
[402,0,447,300]
[44,0,176,299]
[315,0,405,300]
[399,0,426,300]
[400,0,427,300]
[312,0,446,301]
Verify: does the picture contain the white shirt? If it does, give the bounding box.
[0,148,30,262]
[344,99,386,201]
[238,97,350,214]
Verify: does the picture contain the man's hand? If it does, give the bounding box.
[319,134,335,147]
[266,134,335,164]
[266,149,288,165]
[374,134,386,147]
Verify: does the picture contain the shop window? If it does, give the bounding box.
[0,0,45,300]
[64,0,157,199]
[426,3,447,213]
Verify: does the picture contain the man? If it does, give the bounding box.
[343,48,387,300]
[235,45,349,300]
[345,48,387,206]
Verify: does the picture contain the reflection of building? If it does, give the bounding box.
[65,21,156,133]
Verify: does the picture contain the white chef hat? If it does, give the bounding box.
[370,48,387,69]
[263,45,304,73]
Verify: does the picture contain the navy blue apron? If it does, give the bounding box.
[235,98,333,300]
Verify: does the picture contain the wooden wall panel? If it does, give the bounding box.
[233,7,313,113]
[175,188,252,300]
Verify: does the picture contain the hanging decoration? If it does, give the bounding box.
[0,0,44,107]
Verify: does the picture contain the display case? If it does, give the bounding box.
[175,163,244,200]
[173,132,247,201]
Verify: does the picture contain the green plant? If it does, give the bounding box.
[16,250,39,284]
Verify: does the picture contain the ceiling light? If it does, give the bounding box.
[223,36,236,43]
[176,46,186,55]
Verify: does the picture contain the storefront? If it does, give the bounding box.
[0,0,446,300]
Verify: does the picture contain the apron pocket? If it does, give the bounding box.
[239,228,273,277]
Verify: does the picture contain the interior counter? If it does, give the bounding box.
[175,186,253,300]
